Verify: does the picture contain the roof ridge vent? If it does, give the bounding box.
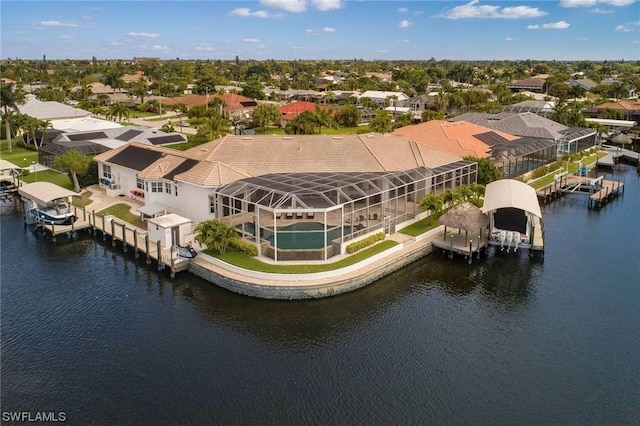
[241,137,253,140]
[331,136,343,140]
[282,136,293,140]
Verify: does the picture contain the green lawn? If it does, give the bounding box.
[72,191,93,207]
[399,215,441,237]
[208,240,399,274]
[1,140,38,166]
[20,169,73,190]
[95,203,146,229]
[529,152,608,190]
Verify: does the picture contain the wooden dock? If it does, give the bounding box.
[28,205,190,277]
[432,229,488,264]
[537,173,624,209]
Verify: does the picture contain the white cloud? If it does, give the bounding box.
[560,0,636,7]
[441,0,547,19]
[379,49,389,54]
[311,0,344,11]
[229,8,277,18]
[151,45,169,51]
[631,40,640,43]
[589,7,613,12]
[543,21,570,29]
[243,38,261,43]
[396,38,411,43]
[616,21,640,31]
[57,35,76,40]
[306,27,334,35]
[505,36,516,41]
[398,7,409,13]
[261,0,307,12]
[578,37,589,40]
[39,20,79,28]
[128,32,160,38]
[291,45,304,49]
[194,44,214,52]
[323,27,335,33]
[399,19,411,28]
[527,24,539,29]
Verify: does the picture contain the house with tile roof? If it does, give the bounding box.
[584,100,640,129]
[93,134,476,261]
[393,120,557,178]
[277,101,328,124]
[451,112,597,154]
[219,93,258,120]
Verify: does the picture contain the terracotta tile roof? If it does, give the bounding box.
[219,93,258,111]
[394,120,517,158]
[176,161,252,186]
[278,101,324,120]
[138,154,187,179]
[594,100,640,112]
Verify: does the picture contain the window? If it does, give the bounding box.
[165,183,172,194]
[136,175,144,190]
[175,184,178,197]
[209,196,215,215]
[151,182,162,193]
[102,164,112,179]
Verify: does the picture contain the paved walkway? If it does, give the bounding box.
[127,113,198,135]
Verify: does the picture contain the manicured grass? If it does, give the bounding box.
[528,151,608,190]
[399,215,441,237]
[96,203,146,229]
[72,191,93,208]
[1,140,38,166]
[20,170,73,190]
[208,240,399,273]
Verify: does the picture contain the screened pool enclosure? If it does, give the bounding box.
[209,161,476,261]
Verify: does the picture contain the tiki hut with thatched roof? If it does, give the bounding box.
[439,202,489,239]
[611,133,633,146]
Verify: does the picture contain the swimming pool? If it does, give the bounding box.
[237,222,353,250]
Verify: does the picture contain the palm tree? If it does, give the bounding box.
[1,82,24,153]
[368,110,393,134]
[101,65,125,103]
[419,194,444,225]
[108,102,129,123]
[285,111,317,135]
[54,150,92,193]
[312,105,337,134]
[172,102,188,131]
[194,219,238,255]
[198,112,231,140]
[252,103,281,131]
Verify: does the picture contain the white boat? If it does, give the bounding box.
[18,182,80,226]
[28,199,77,225]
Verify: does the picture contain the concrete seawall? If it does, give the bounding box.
[188,229,442,300]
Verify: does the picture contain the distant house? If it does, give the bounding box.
[584,100,640,129]
[277,101,330,126]
[356,91,409,108]
[394,120,557,179]
[17,94,91,120]
[569,79,598,92]
[219,93,258,121]
[502,100,556,118]
[508,77,546,93]
[404,94,437,115]
[451,112,597,155]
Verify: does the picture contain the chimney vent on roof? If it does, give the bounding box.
[298,143,302,151]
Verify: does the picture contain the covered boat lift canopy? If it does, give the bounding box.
[481,179,541,218]
[18,182,79,205]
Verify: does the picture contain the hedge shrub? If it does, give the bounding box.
[346,232,385,254]
[229,238,258,256]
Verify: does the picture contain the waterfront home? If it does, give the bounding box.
[451,112,597,155]
[93,134,477,262]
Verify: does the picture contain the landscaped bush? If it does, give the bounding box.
[229,238,258,256]
[548,161,564,173]
[346,232,385,254]
[531,165,550,179]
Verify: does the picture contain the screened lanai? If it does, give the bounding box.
[490,137,557,179]
[211,162,476,261]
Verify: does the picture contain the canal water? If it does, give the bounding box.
[2,164,639,425]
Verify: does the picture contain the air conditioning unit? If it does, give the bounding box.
[110,183,120,190]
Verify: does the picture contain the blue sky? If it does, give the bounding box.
[1,0,639,61]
